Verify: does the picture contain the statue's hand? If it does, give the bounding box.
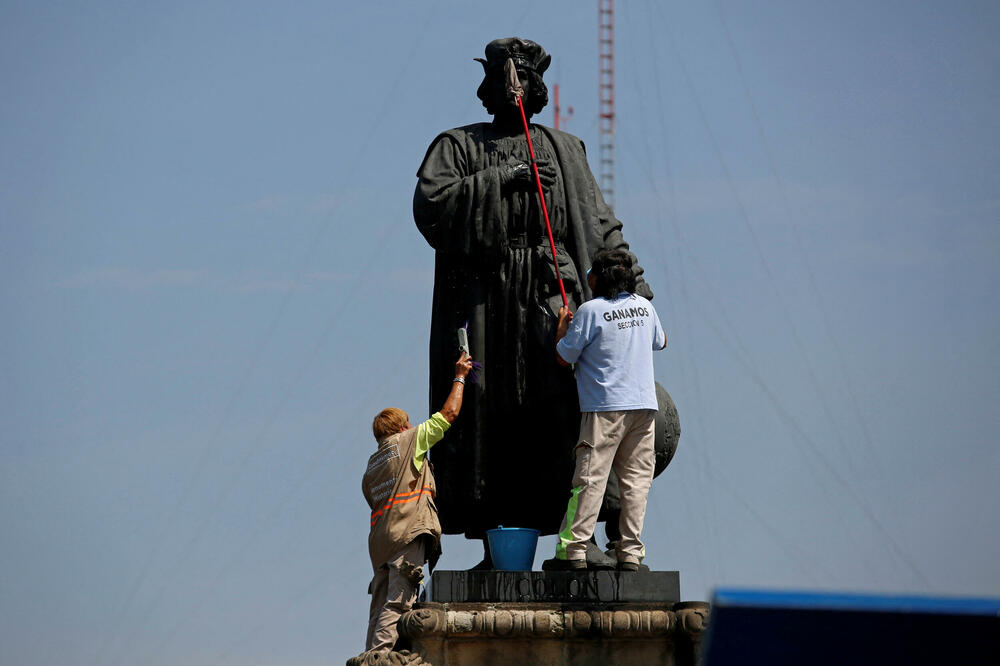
[534,159,557,190]
[499,160,533,191]
[499,159,556,192]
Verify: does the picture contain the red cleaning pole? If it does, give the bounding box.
[506,59,569,308]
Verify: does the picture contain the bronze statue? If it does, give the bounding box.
[414,38,671,557]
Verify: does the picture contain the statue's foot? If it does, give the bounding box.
[468,557,493,571]
[468,538,494,570]
[585,541,617,570]
[541,556,586,571]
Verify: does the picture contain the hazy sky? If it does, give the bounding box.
[2,1,999,664]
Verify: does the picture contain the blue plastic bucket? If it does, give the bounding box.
[487,526,540,571]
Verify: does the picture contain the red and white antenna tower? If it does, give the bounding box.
[598,0,615,210]
[552,84,573,131]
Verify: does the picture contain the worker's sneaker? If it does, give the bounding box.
[617,560,640,572]
[542,557,587,571]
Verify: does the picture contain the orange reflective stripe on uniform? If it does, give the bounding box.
[369,485,435,526]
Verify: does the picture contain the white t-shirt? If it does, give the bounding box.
[556,292,666,412]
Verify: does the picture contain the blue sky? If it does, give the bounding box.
[2,1,999,664]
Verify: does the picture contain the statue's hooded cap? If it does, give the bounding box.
[475,37,551,76]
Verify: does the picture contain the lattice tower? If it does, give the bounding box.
[598,0,615,210]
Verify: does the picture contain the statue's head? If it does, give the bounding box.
[475,37,550,118]
[589,249,637,299]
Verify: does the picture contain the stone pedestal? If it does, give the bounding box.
[396,571,709,666]
[430,570,680,604]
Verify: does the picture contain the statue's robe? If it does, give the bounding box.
[414,121,652,537]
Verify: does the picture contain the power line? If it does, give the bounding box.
[208,340,427,664]
[710,0,887,484]
[619,0,726,584]
[99,8,446,663]
[145,335,425,666]
[653,1,861,480]
[627,0,930,587]
[113,215,406,666]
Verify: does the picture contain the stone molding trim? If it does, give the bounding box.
[346,648,429,666]
[400,602,710,641]
[674,601,710,639]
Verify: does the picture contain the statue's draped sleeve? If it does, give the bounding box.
[413,127,507,259]
[592,158,654,300]
[541,127,654,300]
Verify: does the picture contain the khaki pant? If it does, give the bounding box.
[556,410,656,564]
[365,538,425,652]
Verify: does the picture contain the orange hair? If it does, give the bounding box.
[372,407,409,441]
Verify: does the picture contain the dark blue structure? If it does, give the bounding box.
[702,588,1000,665]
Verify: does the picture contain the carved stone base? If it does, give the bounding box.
[430,570,680,604]
[398,600,710,666]
[346,648,429,666]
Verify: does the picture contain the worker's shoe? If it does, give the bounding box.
[608,546,650,572]
[542,557,586,571]
[617,560,640,572]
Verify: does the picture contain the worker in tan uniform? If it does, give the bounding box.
[361,352,474,655]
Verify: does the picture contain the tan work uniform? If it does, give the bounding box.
[361,413,449,652]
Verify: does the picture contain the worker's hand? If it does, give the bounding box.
[455,352,474,380]
[442,352,475,423]
[556,306,573,339]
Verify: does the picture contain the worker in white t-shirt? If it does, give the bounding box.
[544,249,667,571]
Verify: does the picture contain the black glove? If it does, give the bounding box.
[499,159,557,192]
[499,160,532,190]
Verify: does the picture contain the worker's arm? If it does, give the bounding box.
[651,305,668,350]
[556,305,591,367]
[440,352,473,423]
[555,306,574,366]
[413,353,473,471]
[653,327,667,350]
